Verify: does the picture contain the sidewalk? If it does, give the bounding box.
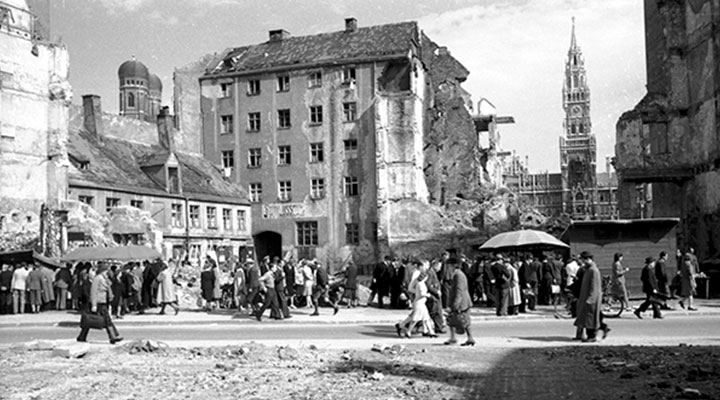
[0,299,718,328]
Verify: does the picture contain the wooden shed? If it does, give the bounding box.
[561,218,679,298]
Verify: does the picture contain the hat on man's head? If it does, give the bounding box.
[96,263,110,275]
[580,251,593,260]
[645,257,655,264]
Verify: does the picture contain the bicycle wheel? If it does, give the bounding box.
[602,295,624,318]
[553,292,573,319]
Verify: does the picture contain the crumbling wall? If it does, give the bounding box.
[174,53,217,155]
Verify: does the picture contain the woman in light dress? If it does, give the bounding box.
[302,261,315,308]
[507,258,522,316]
[396,261,436,338]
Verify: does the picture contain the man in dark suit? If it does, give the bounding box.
[446,257,475,346]
[520,255,542,311]
[311,262,338,316]
[491,254,511,316]
[367,256,391,308]
[654,251,671,310]
[635,257,663,319]
[245,260,261,314]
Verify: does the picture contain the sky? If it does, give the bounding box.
[46,0,646,174]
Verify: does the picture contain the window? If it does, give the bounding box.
[206,206,217,229]
[237,210,246,231]
[297,221,318,246]
[221,150,234,169]
[247,80,260,96]
[220,115,233,134]
[343,102,357,122]
[248,148,262,168]
[278,181,292,202]
[346,223,359,245]
[168,167,180,193]
[308,71,322,88]
[278,109,291,128]
[342,67,356,83]
[78,195,93,206]
[128,92,135,108]
[310,178,325,199]
[344,176,359,196]
[249,183,262,203]
[310,142,324,163]
[344,139,358,158]
[171,203,183,227]
[130,200,144,209]
[189,205,200,228]
[248,112,261,132]
[105,197,120,212]
[278,145,291,165]
[310,105,323,125]
[222,208,232,230]
[277,75,289,92]
[220,82,231,98]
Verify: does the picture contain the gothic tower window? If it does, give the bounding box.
[579,123,584,133]
[128,92,135,108]
[571,124,577,134]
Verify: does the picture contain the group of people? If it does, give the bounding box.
[0,262,67,314]
[216,255,359,322]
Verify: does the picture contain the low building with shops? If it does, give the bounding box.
[65,95,251,265]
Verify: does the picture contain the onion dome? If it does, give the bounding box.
[148,73,162,92]
[118,58,149,80]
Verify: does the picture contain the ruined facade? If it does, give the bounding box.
[0,0,71,250]
[198,19,478,267]
[506,19,618,220]
[615,0,720,261]
[66,95,252,265]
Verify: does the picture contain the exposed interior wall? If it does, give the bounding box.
[173,53,218,155]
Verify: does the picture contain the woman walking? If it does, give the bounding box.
[611,253,631,311]
[395,261,435,338]
[678,252,698,311]
[156,263,179,315]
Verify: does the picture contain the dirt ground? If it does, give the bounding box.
[1,342,718,400]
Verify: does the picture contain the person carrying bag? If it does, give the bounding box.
[77,263,123,344]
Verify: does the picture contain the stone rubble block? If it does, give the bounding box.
[52,343,90,359]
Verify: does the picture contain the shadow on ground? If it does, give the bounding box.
[327,345,720,399]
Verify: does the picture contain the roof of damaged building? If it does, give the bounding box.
[421,33,469,84]
[67,123,249,206]
[204,21,421,76]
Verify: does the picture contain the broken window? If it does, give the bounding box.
[78,195,94,207]
[308,72,322,88]
[342,67,356,83]
[247,80,260,96]
[105,197,120,213]
[278,180,292,202]
[249,183,262,203]
[343,102,357,122]
[248,148,262,168]
[310,178,325,199]
[277,75,290,92]
[220,115,233,134]
[221,150,234,169]
[130,200,144,209]
[220,82,232,98]
[278,109,291,128]
[310,142,324,163]
[344,176,359,196]
[278,145,291,165]
[344,139,358,158]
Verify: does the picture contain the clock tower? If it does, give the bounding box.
[560,17,597,219]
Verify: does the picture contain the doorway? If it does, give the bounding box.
[253,231,282,261]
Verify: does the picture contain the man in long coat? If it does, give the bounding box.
[573,251,609,342]
[446,257,475,346]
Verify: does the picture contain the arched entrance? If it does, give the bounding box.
[252,231,282,261]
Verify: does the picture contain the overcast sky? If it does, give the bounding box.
[48,0,646,173]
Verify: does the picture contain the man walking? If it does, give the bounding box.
[573,251,609,342]
[311,261,338,316]
[54,265,73,311]
[654,251,671,309]
[635,257,663,319]
[491,254,511,316]
[367,256,391,308]
[77,263,122,344]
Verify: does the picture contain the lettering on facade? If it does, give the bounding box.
[262,203,306,219]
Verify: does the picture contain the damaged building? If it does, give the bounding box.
[197,18,486,266]
[66,95,252,264]
[0,0,71,251]
[615,0,719,261]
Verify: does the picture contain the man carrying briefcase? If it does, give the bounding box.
[77,263,123,344]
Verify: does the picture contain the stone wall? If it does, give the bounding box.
[173,53,217,156]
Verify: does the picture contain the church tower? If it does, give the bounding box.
[560,18,597,219]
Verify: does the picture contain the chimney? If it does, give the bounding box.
[157,106,175,151]
[82,94,103,141]
[345,17,357,32]
[269,29,290,42]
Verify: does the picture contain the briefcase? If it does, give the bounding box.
[81,312,106,330]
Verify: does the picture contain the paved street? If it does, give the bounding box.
[2,313,717,349]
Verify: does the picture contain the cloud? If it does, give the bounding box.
[94,0,147,13]
[93,0,243,15]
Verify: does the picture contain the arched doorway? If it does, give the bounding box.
[253,231,282,261]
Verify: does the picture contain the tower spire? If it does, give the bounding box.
[569,16,577,52]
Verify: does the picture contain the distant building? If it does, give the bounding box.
[615,0,719,261]
[0,0,71,251]
[118,58,162,122]
[66,95,252,265]
[198,18,471,266]
[506,19,618,220]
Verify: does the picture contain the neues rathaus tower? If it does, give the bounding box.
[560,18,597,218]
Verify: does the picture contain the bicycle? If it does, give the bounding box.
[553,275,624,319]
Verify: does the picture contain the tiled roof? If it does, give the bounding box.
[67,129,248,205]
[204,21,419,76]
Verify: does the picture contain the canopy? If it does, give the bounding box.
[61,245,161,262]
[479,229,569,251]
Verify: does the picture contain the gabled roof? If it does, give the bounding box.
[67,129,248,205]
[204,21,419,77]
